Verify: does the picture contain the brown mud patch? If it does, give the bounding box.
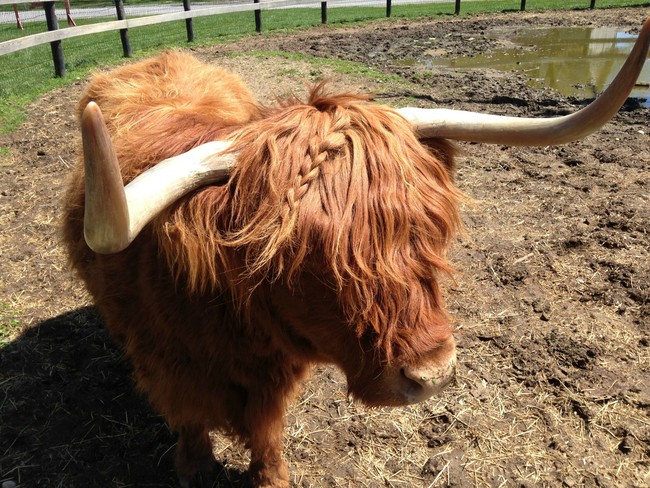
[1,7,649,487]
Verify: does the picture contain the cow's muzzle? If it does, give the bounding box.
[398,337,457,404]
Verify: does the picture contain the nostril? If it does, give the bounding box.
[400,367,425,393]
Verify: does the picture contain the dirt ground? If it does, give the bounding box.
[1,6,649,488]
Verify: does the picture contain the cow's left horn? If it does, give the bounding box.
[399,16,650,146]
[82,102,236,254]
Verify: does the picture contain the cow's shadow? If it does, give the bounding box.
[0,307,248,487]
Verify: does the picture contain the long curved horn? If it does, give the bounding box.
[398,16,650,145]
[81,102,236,254]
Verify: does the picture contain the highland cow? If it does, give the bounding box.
[63,18,649,488]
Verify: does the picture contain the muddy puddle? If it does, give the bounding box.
[407,26,650,105]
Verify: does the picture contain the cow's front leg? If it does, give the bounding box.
[240,381,291,488]
[247,411,289,488]
[243,356,308,487]
[174,424,216,488]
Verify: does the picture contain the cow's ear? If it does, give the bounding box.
[420,138,457,182]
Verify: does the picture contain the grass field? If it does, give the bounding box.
[0,0,648,134]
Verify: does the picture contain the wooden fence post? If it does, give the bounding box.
[321,1,327,24]
[455,0,460,15]
[590,0,596,8]
[183,0,194,42]
[43,2,65,77]
[520,0,526,11]
[114,0,132,57]
[254,0,262,33]
[13,4,24,30]
[386,0,392,18]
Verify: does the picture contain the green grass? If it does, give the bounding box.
[0,0,648,134]
[0,303,21,347]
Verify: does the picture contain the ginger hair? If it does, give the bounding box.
[157,84,461,361]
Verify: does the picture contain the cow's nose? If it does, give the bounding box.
[400,359,456,402]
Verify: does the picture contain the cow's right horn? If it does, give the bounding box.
[82,102,236,254]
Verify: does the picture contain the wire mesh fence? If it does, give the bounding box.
[1,2,254,27]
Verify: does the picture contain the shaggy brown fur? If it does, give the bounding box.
[63,51,462,487]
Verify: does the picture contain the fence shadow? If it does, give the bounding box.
[0,307,248,487]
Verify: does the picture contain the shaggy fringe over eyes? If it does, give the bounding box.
[159,84,462,362]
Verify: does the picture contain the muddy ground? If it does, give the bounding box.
[1,6,649,488]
